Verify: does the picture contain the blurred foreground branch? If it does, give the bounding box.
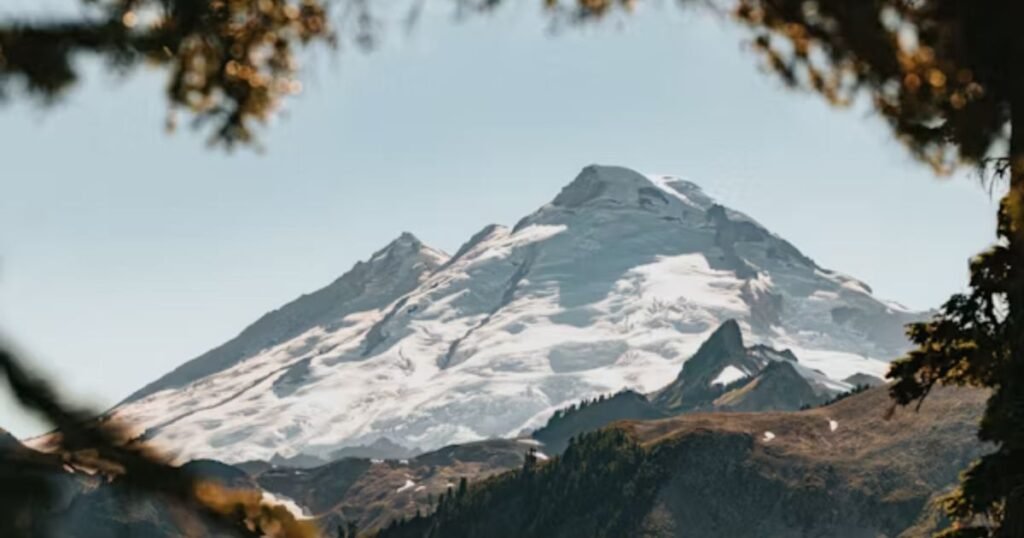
[0,342,319,537]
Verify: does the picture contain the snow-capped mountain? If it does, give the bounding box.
[108,165,922,464]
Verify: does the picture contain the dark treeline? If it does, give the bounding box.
[376,429,670,538]
[801,384,872,411]
[542,391,622,429]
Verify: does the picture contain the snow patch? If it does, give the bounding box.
[397,479,416,493]
[261,491,311,520]
[106,165,923,464]
[711,365,748,386]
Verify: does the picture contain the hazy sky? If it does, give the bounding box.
[0,3,1000,437]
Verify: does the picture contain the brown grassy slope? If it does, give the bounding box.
[252,438,530,532]
[622,386,987,538]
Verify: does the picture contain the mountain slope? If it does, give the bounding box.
[124,233,449,404]
[652,319,772,411]
[106,165,923,463]
[6,386,985,537]
[529,319,835,454]
[532,390,668,454]
[0,431,312,538]
[248,438,532,532]
[711,360,820,412]
[377,387,987,538]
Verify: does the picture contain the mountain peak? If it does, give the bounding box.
[704,319,745,355]
[652,320,762,411]
[121,232,447,404]
[112,165,921,462]
[713,360,820,412]
[365,232,448,272]
[546,165,718,221]
[551,165,661,208]
[372,231,424,257]
[394,231,422,245]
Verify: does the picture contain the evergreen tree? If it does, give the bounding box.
[0,348,318,538]
[725,2,1024,536]
[4,2,1024,535]
[0,0,334,146]
[378,428,669,538]
[523,447,539,474]
[458,476,468,498]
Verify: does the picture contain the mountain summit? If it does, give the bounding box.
[108,165,922,463]
[124,232,448,403]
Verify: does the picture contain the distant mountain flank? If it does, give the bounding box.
[104,165,925,464]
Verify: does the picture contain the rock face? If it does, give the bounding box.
[710,360,820,412]
[652,319,767,411]
[106,165,924,464]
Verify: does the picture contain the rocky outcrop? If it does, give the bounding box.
[652,319,814,412]
[712,360,820,412]
[532,321,828,456]
[652,320,758,411]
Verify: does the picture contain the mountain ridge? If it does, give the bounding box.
[99,164,925,463]
[123,232,449,404]
[529,319,835,454]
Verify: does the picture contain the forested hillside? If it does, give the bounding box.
[376,387,987,538]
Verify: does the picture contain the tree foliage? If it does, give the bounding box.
[4,1,1024,536]
[0,344,319,537]
[722,1,1024,536]
[0,0,640,146]
[0,0,333,146]
[377,428,670,538]
[732,1,1019,176]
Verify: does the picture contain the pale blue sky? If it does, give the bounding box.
[0,3,999,436]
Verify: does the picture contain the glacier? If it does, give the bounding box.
[103,165,922,464]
